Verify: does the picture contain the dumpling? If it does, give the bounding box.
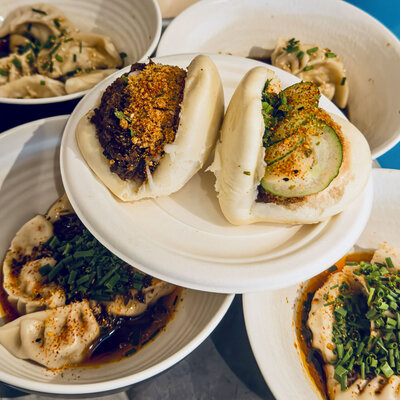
[3,214,65,314]
[45,193,74,223]
[104,279,176,316]
[0,54,34,84]
[307,266,367,363]
[65,68,117,94]
[325,364,400,400]
[0,301,100,369]
[271,37,349,108]
[0,74,66,98]
[0,3,75,43]
[36,32,122,80]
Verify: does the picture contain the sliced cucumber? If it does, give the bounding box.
[264,111,316,146]
[264,133,305,166]
[261,122,343,198]
[282,82,320,111]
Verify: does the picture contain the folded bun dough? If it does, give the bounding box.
[76,54,224,201]
[211,66,371,225]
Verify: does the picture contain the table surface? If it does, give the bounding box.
[0,1,399,399]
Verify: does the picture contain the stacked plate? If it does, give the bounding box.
[1,0,400,399]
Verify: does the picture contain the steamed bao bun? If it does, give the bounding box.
[76,55,224,201]
[210,66,371,225]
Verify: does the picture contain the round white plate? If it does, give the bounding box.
[0,115,233,395]
[157,0,400,159]
[243,168,400,400]
[60,53,373,294]
[0,0,161,104]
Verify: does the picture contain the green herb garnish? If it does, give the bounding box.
[283,38,300,53]
[303,65,314,71]
[32,8,47,15]
[114,108,131,122]
[306,47,319,55]
[55,54,63,62]
[12,57,22,69]
[0,68,8,76]
[326,52,337,58]
[40,80,46,85]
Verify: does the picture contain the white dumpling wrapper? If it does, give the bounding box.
[308,244,400,399]
[325,364,400,400]
[105,279,176,316]
[65,68,117,94]
[36,32,122,79]
[307,266,367,363]
[0,74,66,98]
[0,301,100,369]
[3,214,65,314]
[0,3,74,43]
[0,54,34,84]
[271,37,349,108]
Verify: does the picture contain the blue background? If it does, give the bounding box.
[347,0,400,168]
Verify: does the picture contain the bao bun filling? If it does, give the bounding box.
[91,62,187,185]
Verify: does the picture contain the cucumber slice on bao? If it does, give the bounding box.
[261,122,343,198]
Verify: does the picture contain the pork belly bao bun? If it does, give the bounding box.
[210,67,371,225]
[76,54,224,201]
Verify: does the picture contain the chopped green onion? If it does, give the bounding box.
[303,65,314,72]
[54,18,61,28]
[0,68,8,76]
[38,263,52,276]
[386,257,395,269]
[40,80,46,86]
[297,51,304,59]
[381,361,394,378]
[32,8,47,15]
[12,57,22,69]
[326,52,337,58]
[306,47,319,55]
[55,54,63,62]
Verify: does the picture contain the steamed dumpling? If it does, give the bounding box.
[2,215,65,314]
[308,244,400,400]
[0,301,99,369]
[0,74,66,98]
[0,3,124,99]
[0,54,34,85]
[271,37,349,108]
[307,265,367,363]
[0,3,74,42]
[65,68,117,94]
[325,364,400,400]
[36,32,122,80]
[104,279,176,316]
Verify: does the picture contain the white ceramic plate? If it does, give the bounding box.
[0,115,233,396]
[0,0,161,104]
[61,53,372,294]
[157,0,400,159]
[243,168,400,400]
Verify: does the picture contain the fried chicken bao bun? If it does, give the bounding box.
[210,67,371,225]
[76,55,224,201]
